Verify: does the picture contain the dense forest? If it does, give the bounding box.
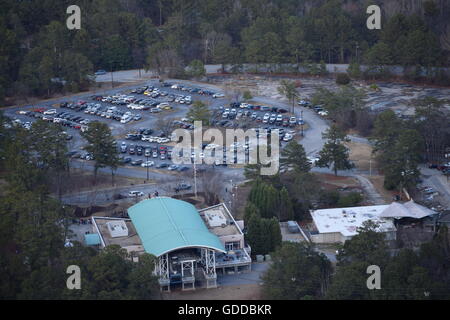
[1,0,450,101]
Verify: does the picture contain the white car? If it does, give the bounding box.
[128,191,144,197]
[141,136,155,142]
[229,142,242,150]
[43,109,57,115]
[158,102,170,108]
[283,133,293,142]
[213,93,225,98]
[141,161,154,168]
[157,138,170,144]
[120,116,132,124]
[307,156,320,166]
[318,110,329,117]
[132,104,144,110]
[289,117,297,125]
[205,143,221,150]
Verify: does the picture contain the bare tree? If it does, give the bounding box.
[440,25,450,65]
[155,116,175,137]
[198,170,222,206]
[224,84,243,103]
[146,47,184,78]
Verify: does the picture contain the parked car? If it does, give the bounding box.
[141,161,154,168]
[131,159,143,166]
[95,70,107,75]
[174,183,192,192]
[128,191,144,197]
[122,157,132,164]
[43,109,57,115]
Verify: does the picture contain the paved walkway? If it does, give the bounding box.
[217,263,269,287]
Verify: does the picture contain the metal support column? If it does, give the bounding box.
[158,254,170,292]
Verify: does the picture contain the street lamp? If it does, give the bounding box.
[146,154,150,182]
[301,110,304,137]
[110,61,114,88]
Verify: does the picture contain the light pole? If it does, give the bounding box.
[301,110,304,137]
[146,154,150,182]
[193,160,198,198]
[355,42,360,64]
[110,61,114,89]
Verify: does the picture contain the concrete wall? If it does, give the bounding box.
[205,63,450,77]
[311,232,345,244]
[219,234,244,250]
[311,231,397,244]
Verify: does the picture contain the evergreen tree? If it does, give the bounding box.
[81,121,120,184]
[280,141,311,173]
[186,100,211,125]
[278,187,294,221]
[317,125,354,176]
[263,242,332,300]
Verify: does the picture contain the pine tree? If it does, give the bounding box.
[317,125,354,176]
[280,141,311,173]
[279,187,294,221]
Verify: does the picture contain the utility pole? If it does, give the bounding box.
[204,38,208,65]
[229,179,233,209]
[110,61,114,89]
[301,110,304,137]
[193,160,198,198]
[159,0,162,26]
[146,154,150,182]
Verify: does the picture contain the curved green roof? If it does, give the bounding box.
[128,198,225,257]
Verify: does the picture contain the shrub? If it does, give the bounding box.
[337,192,363,207]
[336,73,351,85]
[243,90,253,101]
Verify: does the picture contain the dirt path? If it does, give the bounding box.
[354,175,386,205]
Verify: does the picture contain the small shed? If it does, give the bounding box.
[84,233,101,246]
[287,221,300,233]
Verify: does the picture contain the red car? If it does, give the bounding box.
[159,146,168,154]
[33,107,46,113]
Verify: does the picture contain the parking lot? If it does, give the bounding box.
[5,80,308,177]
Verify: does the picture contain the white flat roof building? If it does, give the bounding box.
[106,220,129,238]
[310,205,397,243]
